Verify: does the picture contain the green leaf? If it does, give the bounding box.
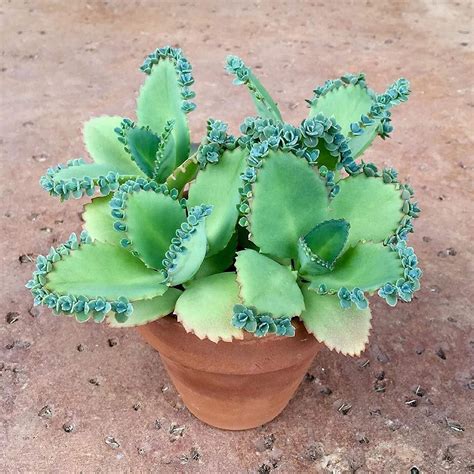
[347,123,379,159]
[165,153,199,193]
[40,161,138,200]
[226,56,282,122]
[153,121,177,183]
[108,289,181,327]
[309,83,373,136]
[164,205,211,285]
[193,231,237,280]
[125,126,161,178]
[174,272,243,342]
[298,219,350,277]
[300,287,372,356]
[187,147,247,255]
[247,70,282,122]
[45,241,167,300]
[249,150,328,258]
[235,249,305,317]
[137,58,190,166]
[119,188,186,270]
[308,242,402,293]
[83,115,143,174]
[329,174,404,247]
[82,196,121,246]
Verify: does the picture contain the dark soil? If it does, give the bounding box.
[1,0,473,471]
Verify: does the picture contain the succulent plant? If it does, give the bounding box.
[27,46,421,356]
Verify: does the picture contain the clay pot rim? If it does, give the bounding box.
[138,315,322,375]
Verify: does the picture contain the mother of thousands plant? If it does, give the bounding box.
[27,46,421,356]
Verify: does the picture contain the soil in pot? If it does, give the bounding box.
[138,316,321,430]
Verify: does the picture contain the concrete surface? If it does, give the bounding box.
[1,0,473,472]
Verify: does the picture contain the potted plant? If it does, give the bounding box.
[27,46,421,430]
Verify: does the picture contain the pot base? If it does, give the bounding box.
[138,316,321,430]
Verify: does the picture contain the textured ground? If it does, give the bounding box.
[1,0,473,472]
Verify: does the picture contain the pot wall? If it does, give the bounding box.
[138,316,321,430]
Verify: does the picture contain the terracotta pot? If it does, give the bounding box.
[138,316,322,430]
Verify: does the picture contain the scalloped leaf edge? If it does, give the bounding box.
[25,232,134,323]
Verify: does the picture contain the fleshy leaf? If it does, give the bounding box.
[308,77,372,135]
[226,55,282,122]
[297,219,350,277]
[193,232,237,280]
[111,179,186,270]
[232,305,295,337]
[235,249,305,317]
[329,173,405,247]
[108,289,181,327]
[123,124,161,178]
[248,150,328,258]
[39,160,136,201]
[163,205,212,285]
[153,120,176,183]
[165,152,199,193]
[174,272,243,343]
[301,286,372,356]
[377,240,422,306]
[308,242,403,293]
[26,233,138,322]
[45,241,167,300]
[82,196,121,246]
[196,119,237,169]
[137,46,195,166]
[308,75,411,159]
[83,115,143,174]
[188,147,247,255]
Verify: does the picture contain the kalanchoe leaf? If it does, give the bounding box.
[108,290,181,327]
[337,287,353,309]
[350,287,369,310]
[235,249,305,318]
[241,148,329,258]
[307,74,411,159]
[231,304,295,338]
[165,152,199,193]
[329,170,419,248]
[137,46,196,166]
[275,317,296,337]
[39,160,134,201]
[196,119,236,169]
[301,287,372,356]
[83,196,121,246]
[175,273,244,343]
[308,242,403,295]
[162,204,213,285]
[83,115,145,175]
[193,231,238,280]
[188,147,247,255]
[377,241,422,306]
[110,178,186,270]
[255,314,277,337]
[297,219,350,277]
[25,232,168,323]
[114,119,161,178]
[238,115,358,172]
[152,120,176,182]
[232,304,258,332]
[225,56,282,122]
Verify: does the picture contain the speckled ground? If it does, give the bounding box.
[1,0,473,472]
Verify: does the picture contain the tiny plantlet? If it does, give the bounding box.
[27,45,421,356]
